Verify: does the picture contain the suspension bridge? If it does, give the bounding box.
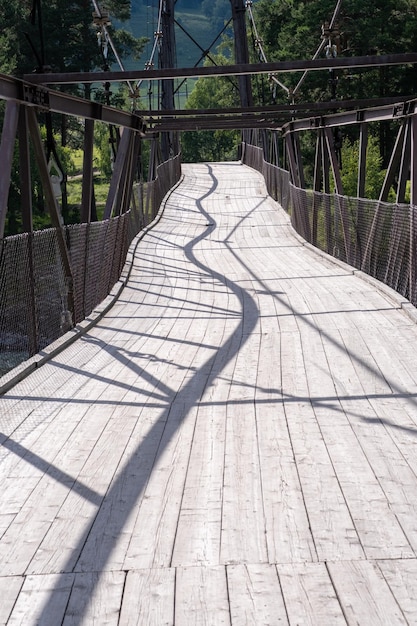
[1,1,417,624]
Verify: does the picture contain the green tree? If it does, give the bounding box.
[253,0,417,103]
[0,0,148,235]
[252,0,417,172]
[340,134,387,199]
[181,49,241,162]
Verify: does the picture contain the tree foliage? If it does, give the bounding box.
[0,0,147,235]
[0,0,147,80]
[252,0,417,103]
[181,48,241,163]
[340,135,387,199]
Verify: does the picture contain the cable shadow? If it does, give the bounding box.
[360,416,417,437]
[34,164,260,624]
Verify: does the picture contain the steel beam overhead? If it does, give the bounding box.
[0,73,146,135]
[141,96,414,118]
[144,97,417,132]
[283,101,417,134]
[23,53,417,85]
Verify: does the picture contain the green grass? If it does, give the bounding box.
[67,147,110,221]
[67,175,110,221]
[71,149,84,172]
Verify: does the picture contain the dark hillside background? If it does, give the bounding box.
[118,0,232,70]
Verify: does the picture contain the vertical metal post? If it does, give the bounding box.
[357,122,368,199]
[313,131,322,193]
[121,134,142,216]
[18,107,33,232]
[104,127,133,219]
[81,119,95,223]
[285,133,300,187]
[411,112,417,206]
[0,101,19,238]
[379,121,406,202]
[160,0,177,160]
[324,127,343,195]
[324,127,351,261]
[19,106,39,355]
[146,135,159,224]
[230,0,253,108]
[293,132,305,189]
[27,107,75,322]
[322,131,332,253]
[409,111,417,304]
[396,118,411,204]
[312,131,323,246]
[356,123,368,267]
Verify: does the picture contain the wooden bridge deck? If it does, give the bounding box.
[1,162,417,624]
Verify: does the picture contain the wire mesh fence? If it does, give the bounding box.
[0,154,181,377]
[243,142,415,307]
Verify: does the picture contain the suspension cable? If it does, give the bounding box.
[246,0,344,102]
[136,0,164,92]
[245,1,290,98]
[292,0,343,98]
[91,0,136,96]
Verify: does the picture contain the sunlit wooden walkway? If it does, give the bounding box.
[1,162,417,624]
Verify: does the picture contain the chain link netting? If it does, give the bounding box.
[0,154,181,377]
[243,143,415,306]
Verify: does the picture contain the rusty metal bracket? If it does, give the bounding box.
[393,101,413,118]
[22,84,50,109]
[310,117,325,129]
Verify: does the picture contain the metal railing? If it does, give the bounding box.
[243,142,415,307]
[0,154,181,376]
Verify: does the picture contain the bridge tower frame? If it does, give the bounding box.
[230,0,253,109]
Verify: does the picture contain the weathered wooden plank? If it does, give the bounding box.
[221,328,269,565]
[0,339,103,432]
[171,397,226,567]
[0,514,16,539]
[278,562,346,625]
[7,573,74,626]
[27,416,137,575]
[378,559,417,624]
[0,477,40,514]
[328,560,407,625]
[74,407,168,573]
[122,401,201,569]
[227,563,288,624]
[0,576,24,625]
[322,327,415,559]
[119,568,175,626]
[0,477,75,576]
[281,330,365,561]
[2,160,417,624]
[175,565,230,625]
[171,265,245,567]
[298,321,417,561]
[255,327,317,563]
[63,571,125,625]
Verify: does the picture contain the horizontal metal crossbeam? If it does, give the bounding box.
[143,96,415,132]
[141,96,415,118]
[0,73,146,135]
[23,53,417,85]
[282,100,417,134]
